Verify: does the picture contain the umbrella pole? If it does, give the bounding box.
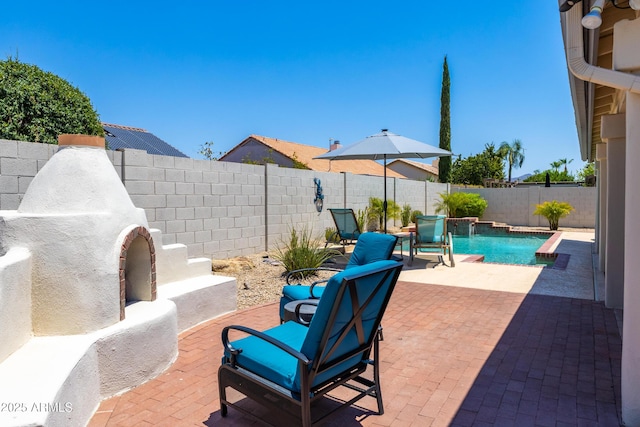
[383,155,387,234]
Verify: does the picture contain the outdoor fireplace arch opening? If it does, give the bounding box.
[118,226,157,320]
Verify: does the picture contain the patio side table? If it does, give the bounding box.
[283,299,318,325]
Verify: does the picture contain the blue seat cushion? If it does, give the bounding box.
[282,284,325,301]
[227,321,309,392]
[279,285,326,319]
[279,233,397,320]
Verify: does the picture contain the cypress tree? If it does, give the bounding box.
[438,55,451,183]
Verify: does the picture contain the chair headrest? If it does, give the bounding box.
[347,232,397,267]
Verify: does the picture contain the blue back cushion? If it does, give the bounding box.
[347,232,397,267]
[229,260,400,393]
[416,215,445,244]
[300,260,399,388]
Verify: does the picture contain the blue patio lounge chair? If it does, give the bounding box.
[409,214,455,267]
[218,259,404,426]
[279,232,398,322]
[327,208,361,247]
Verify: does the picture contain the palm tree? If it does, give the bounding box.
[559,158,574,173]
[498,139,525,182]
[550,160,562,173]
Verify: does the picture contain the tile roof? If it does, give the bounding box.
[102,123,188,158]
[222,135,406,178]
[388,158,439,175]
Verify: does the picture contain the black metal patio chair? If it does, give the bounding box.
[218,259,404,426]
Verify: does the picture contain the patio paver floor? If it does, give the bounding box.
[89,276,621,426]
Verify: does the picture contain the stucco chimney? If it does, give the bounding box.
[330,140,341,151]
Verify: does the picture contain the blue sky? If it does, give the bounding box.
[1,1,583,176]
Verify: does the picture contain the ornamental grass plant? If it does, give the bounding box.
[273,226,339,279]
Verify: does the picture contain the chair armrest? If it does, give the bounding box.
[309,280,329,297]
[285,267,343,285]
[222,325,311,366]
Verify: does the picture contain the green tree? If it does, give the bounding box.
[438,55,451,183]
[576,162,595,182]
[523,169,575,183]
[498,139,525,182]
[199,141,224,160]
[559,158,573,173]
[550,160,562,173]
[0,57,103,144]
[450,143,505,186]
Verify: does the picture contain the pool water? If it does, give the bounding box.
[451,234,552,265]
[404,233,553,266]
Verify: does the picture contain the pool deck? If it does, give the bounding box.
[89,229,623,426]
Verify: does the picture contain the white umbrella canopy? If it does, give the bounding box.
[314,129,452,233]
[314,129,452,161]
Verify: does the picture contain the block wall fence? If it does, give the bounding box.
[0,140,596,259]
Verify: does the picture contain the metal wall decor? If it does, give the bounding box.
[313,178,324,212]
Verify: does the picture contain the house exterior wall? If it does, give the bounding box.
[220,139,295,168]
[387,162,437,181]
[1,140,595,260]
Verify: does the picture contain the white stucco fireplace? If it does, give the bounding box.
[0,135,236,426]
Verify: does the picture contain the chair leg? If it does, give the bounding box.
[372,333,384,415]
[301,392,312,427]
[218,378,228,417]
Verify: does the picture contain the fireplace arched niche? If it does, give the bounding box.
[118,226,157,320]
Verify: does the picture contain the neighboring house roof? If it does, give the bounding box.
[220,135,406,178]
[102,123,188,158]
[387,159,439,180]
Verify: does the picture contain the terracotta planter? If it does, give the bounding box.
[58,134,105,148]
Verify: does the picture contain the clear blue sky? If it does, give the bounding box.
[1,1,583,176]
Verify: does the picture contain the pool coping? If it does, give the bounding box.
[456,225,569,269]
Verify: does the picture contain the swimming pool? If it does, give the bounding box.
[404,233,553,266]
[451,234,552,265]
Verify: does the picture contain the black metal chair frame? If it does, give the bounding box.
[408,215,455,267]
[219,261,403,426]
[327,208,362,248]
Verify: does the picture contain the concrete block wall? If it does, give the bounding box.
[1,140,596,261]
[452,186,596,228]
[0,139,122,210]
[122,150,266,259]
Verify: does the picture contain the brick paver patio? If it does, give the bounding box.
[89,280,621,426]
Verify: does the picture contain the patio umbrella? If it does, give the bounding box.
[314,129,452,233]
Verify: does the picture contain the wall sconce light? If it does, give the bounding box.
[629,0,640,10]
[582,0,606,29]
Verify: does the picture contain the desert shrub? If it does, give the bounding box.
[367,197,401,230]
[324,227,340,244]
[435,192,488,218]
[401,204,412,227]
[533,200,574,230]
[410,210,423,224]
[356,207,369,232]
[272,227,338,279]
